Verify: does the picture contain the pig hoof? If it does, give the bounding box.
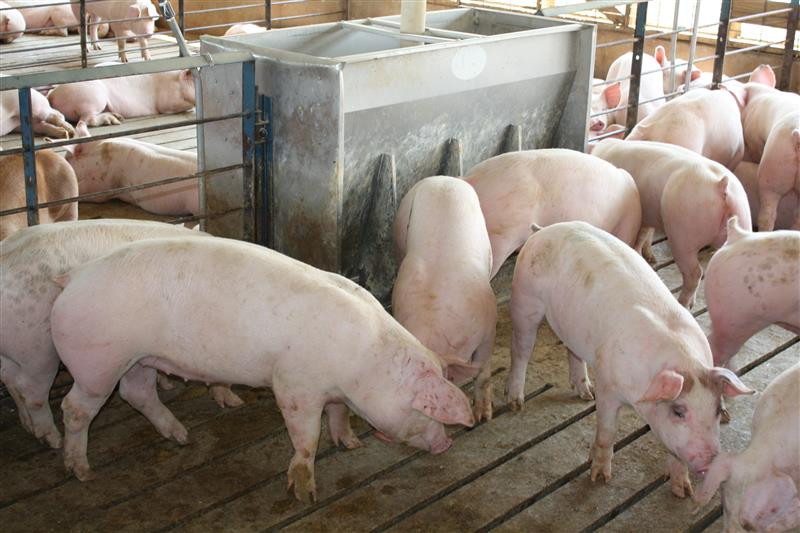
[590,462,612,483]
[643,251,657,264]
[157,373,176,390]
[338,434,363,450]
[473,401,493,423]
[288,463,317,504]
[572,380,595,401]
[169,423,189,445]
[67,460,96,482]
[670,477,693,499]
[720,407,731,424]
[210,386,244,408]
[42,431,63,449]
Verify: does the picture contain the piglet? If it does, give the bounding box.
[694,363,800,532]
[600,48,665,127]
[0,1,24,42]
[0,220,242,449]
[47,69,195,126]
[509,221,753,498]
[1,88,74,138]
[734,161,796,230]
[627,88,745,170]
[65,121,199,215]
[705,216,799,369]
[72,0,158,62]
[393,176,496,421]
[463,149,642,279]
[50,237,474,502]
[224,23,266,36]
[6,0,109,37]
[592,138,752,309]
[0,150,78,240]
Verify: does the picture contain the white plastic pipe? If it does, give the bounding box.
[400,0,426,35]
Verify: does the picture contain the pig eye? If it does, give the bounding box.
[670,404,686,419]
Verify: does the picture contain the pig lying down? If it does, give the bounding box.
[705,216,800,369]
[1,88,74,138]
[695,364,800,533]
[464,149,642,279]
[66,121,199,216]
[0,220,243,449]
[47,69,195,126]
[50,237,474,502]
[0,1,24,42]
[592,138,752,309]
[508,222,753,497]
[0,149,78,240]
[393,176,496,421]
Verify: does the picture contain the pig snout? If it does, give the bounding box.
[683,443,719,475]
[590,118,606,132]
[407,422,453,455]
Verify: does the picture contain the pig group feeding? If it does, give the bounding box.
[0,36,799,531]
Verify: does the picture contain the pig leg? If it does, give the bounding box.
[83,112,123,127]
[666,454,693,498]
[88,15,102,50]
[139,37,151,61]
[325,403,362,449]
[209,384,244,408]
[116,37,129,63]
[672,246,702,309]
[634,226,656,264]
[568,350,594,401]
[62,383,115,480]
[507,290,546,411]
[590,390,622,483]
[0,354,63,448]
[118,364,188,444]
[757,189,781,232]
[274,380,323,503]
[473,326,496,422]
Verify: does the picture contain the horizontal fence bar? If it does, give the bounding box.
[540,0,651,17]
[729,7,792,24]
[587,127,627,142]
[185,19,266,33]
[272,10,345,22]
[0,42,189,72]
[0,163,245,218]
[725,38,790,56]
[0,50,253,90]
[184,3,264,15]
[595,37,637,48]
[0,30,175,56]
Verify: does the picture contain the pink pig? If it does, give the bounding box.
[463,149,642,279]
[591,138,752,309]
[509,221,753,498]
[47,69,195,126]
[393,176,497,422]
[1,88,74,138]
[0,220,243,449]
[65,121,199,215]
[599,48,665,127]
[224,23,266,36]
[734,161,796,230]
[50,237,475,502]
[627,88,745,170]
[71,0,158,62]
[6,0,109,37]
[705,216,800,369]
[0,1,25,42]
[695,363,800,532]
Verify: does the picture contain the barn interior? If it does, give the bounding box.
[1,1,799,532]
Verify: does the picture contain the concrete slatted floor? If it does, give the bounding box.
[2,236,798,532]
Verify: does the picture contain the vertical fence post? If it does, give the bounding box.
[18,89,39,227]
[254,94,273,248]
[712,0,732,88]
[779,0,799,91]
[241,60,257,243]
[178,0,185,32]
[667,0,681,94]
[266,0,272,29]
[625,1,648,135]
[79,0,87,68]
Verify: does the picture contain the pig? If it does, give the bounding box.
[734,161,797,230]
[600,47,666,127]
[508,221,754,497]
[6,0,108,37]
[49,237,475,501]
[65,121,199,215]
[591,138,752,309]
[652,44,702,92]
[627,88,745,170]
[0,220,244,449]
[705,216,800,369]
[463,149,642,279]
[392,176,496,421]
[71,0,158,62]
[1,88,75,138]
[756,112,800,231]
[694,363,800,532]
[223,23,267,36]
[0,1,24,42]
[0,150,78,240]
[47,69,195,126]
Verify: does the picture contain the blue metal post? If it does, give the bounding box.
[18,88,39,227]
[241,60,257,243]
[712,0,732,87]
[625,1,648,135]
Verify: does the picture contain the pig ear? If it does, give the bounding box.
[437,353,480,385]
[654,45,666,66]
[181,69,193,82]
[720,83,746,112]
[690,69,701,81]
[411,369,475,427]
[709,367,754,397]
[639,369,684,403]
[739,473,800,532]
[603,82,621,109]
[693,452,732,508]
[749,64,776,87]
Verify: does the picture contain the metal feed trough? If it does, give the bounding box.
[200,8,595,300]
